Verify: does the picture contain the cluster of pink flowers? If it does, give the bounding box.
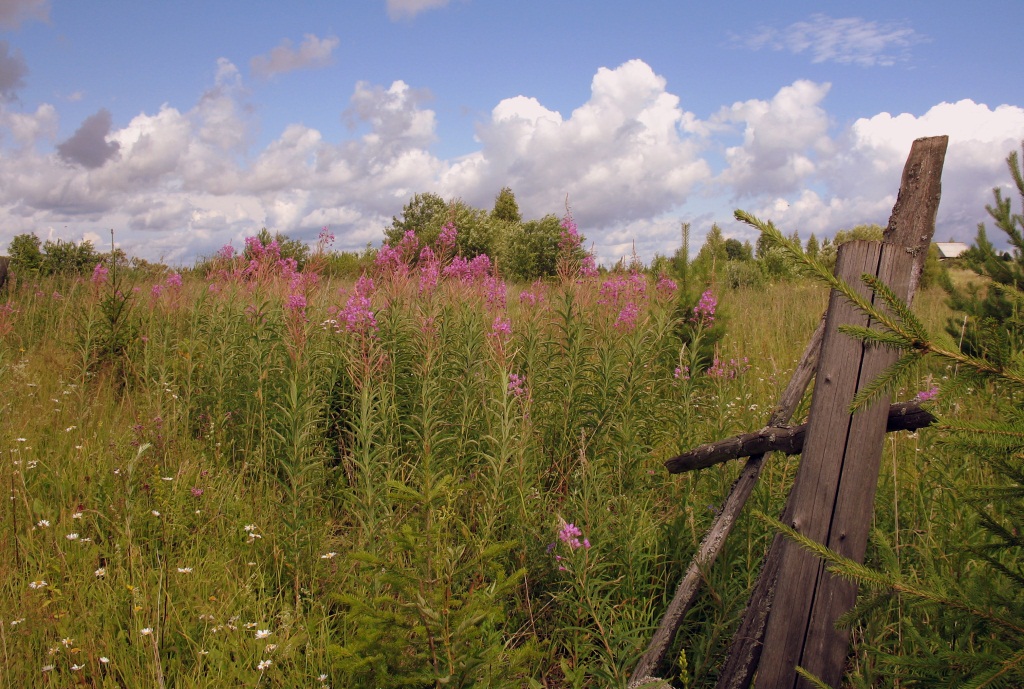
[437,222,457,251]
[418,246,440,295]
[557,521,590,551]
[706,355,750,380]
[333,276,378,337]
[693,289,717,327]
[655,274,678,298]
[489,316,512,340]
[484,275,506,309]
[152,272,184,298]
[556,211,598,279]
[674,365,690,381]
[916,386,939,402]
[443,254,493,283]
[317,226,335,249]
[508,373,528,398]
[91,263,109,286]
[599,272,649,332]
[519,280,546,308]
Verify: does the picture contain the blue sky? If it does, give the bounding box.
[1,0,1022,265]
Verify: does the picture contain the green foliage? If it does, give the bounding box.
[8,232,43,275]
[918,242,945,290]
[505,214,562,281]
[691,224,728,279]
[491,186,522,224]
[385,191,450,247]
[805,233,820,260]
[944,143,1024,357]
[7,232,101,277]
[249,227,310,267]
[818,224,884,270]
[723,238,752,262]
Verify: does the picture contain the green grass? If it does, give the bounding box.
[0,259,989,688]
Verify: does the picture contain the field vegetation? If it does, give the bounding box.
[0,150,1021,688]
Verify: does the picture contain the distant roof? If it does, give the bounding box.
[935,242,970,259]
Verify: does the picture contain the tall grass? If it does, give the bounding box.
[0,246,980,688]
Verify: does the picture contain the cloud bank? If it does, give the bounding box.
[0,58,1022,266]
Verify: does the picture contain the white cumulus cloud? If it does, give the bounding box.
[442,59,711,236]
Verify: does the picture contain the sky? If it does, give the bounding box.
[1,0,1022,267]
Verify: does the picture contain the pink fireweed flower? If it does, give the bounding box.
[91,263,109,285]
[336,275,378,336]
[165,273,183,289]
[484,275,506,309]
[468,254,492,281]
[217,244,236,260]
[558,212,581,253]
[437,222,457,250]
[151,283,164,298]
[442,255,471,281]
[615,302,641,331]
[693,289,717,327]
[519,280,546,308]
[286,293,307,313]
[557,521,591,550]
[674,365,690,381]
[418,246,439,295]
[489,316,512,339]
[508,373,527,398]
[318,226,335,248]
[916,386,939,402]
[656,274,678,297]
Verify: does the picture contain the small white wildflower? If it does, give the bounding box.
[319,674,328,682]
[255,629,270,639]
[16,438,26,442]
[177,567,192,574]
[161,476,173,481]
[263,643,277,653]
[41,664,54,672]
[29,580,47,590]
[100,656,110,664]
[10,618,25,626]
[95,567,106,577]
[199,649,209,655]
[61,637,74,647]
[65,533,79,541]
[151,510,160,517]
[243,524,257,532]
[140,627,153,636]
[257,659,271,671]
[71,663,84,671]
[36,519,50,528]
[71,512,83,519]
[320,552,337,559]
[65,426,77,432]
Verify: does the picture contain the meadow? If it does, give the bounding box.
[0,227,988,688]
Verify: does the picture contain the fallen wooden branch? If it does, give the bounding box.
[664,400,935,474]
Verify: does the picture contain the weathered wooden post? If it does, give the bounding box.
[716,135,947,689]
[629,136,948,689]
